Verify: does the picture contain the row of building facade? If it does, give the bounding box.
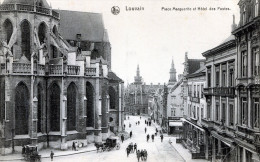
[0,0,124,155]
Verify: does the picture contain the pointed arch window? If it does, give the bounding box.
[86,82,94,127]
[3,19,13,44]
[67,83,77,131]
[15,82,29,135]
[50,83,60,132]
[21,20,31,60]
[38,23,47,44]
[109,87,116,110]
[37,84,43,133]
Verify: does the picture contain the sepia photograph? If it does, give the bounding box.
[0,0,259,161]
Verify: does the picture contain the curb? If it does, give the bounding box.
[0,149,96,161]
[168,139,186,162]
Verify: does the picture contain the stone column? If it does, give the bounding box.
[31,97,38,145]
[61,77,67,150]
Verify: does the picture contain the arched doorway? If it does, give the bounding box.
[109,87,116,110]
[67,83,77,131]
[37,84,43,133]
[86,82,94,127]
[50,83,60,132]
[15,82,29,135]
[21,20,31,60]
[38,22,47,44]
[3,19,13,44]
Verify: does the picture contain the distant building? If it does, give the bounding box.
[125,65,163,115]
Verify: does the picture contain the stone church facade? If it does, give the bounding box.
[0,0,124,155]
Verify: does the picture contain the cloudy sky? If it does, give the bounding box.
[47,0,239,85]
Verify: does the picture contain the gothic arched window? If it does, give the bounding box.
[15,82,29,135]
[37,84,43,133]
[50,83,60,132]
[3,19,13,44]
[86,82,94,127]
[21,20,31,60]
[67,83,77,131]
[109,87,116,110]
[38,22,47,44]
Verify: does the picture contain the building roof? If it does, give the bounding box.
[57,10,106,42]
[108,71,123,82]
[188,59,205,74]
[202,35,236,57]
[2,0,50,8]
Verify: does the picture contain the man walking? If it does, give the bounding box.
[160,134,164,142]
[50,151,54,161]
[126,147,130,157]
[136,150,141,162]
[146,134,150,142]
[130,131,132,139]
[134,143,137,152]
[145,127,147,133]
[151,134,154,142]
[121,134,124,143]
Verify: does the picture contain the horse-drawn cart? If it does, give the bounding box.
[95,137,120,152]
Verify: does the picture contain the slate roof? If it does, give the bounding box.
[108,71,123,82]
[57,10,106,42]
[2,0,50,8]
[188,59,205,74]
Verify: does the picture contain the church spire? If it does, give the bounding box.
[134,64,142,84]
[168,58,177,85]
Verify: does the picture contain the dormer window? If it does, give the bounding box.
[256,0,259,17]
[242,6,246,24]
[76,34,81,40]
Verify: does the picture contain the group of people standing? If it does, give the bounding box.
[126,142,148,161]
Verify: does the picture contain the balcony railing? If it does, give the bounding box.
[201,118,214,129]
[0,4,59,19]
[0,4,15,11]
[37,64,45,75]
[17,4,34,11]
[203,88,213,95]
[49,65,62,75]
[67,65,80,75]
[190,97,200,103]
[85,68,96,77]
[213,87,235,97]
[36,6,50,15]
[13,63,31,74]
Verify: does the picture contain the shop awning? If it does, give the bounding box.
[169,121,183,127]
[181,118,205,132]
[211,131,234,147]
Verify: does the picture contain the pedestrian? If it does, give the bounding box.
[136,150,141,162]
[128,116,130,120]
[149,121,151,126]
[129,123,131,128]
[160,134,164,142]
[134,143,137,152]
[156,128,158,133]
[155,132,157,136]
[136,122,137,125]
[140,149,144,161]
[50,151,54,161]
[126,147,130,157]
[121,134,124,143]
[145,120,147,124]
[152,134,154,142]
[147,134,150,142]
[138,121,140,125]
[145,127,147,133]
[144,149,148,160]
[124,124,126,129]
[22,145,25,156]
[130,131,132,139]
[140,116,141,120]
[72,141,75,150]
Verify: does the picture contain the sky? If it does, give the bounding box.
[46,0,240,85]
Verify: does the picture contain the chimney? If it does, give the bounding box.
[200,62,205,68]
[231,15,237,31]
